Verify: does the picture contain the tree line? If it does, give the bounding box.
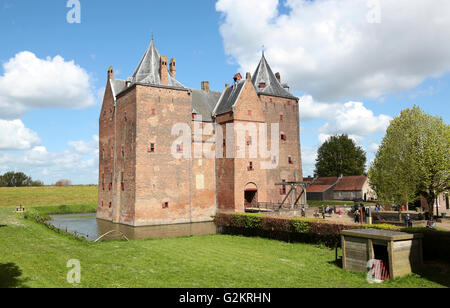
[0,172,44,187]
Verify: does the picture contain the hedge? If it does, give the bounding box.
[214,213,450,262]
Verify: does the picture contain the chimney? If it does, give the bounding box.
[233,73,242,83]
[275,72,281,83]
[201,81,210,92]
[170,58,176,79]
[107,66,114,80]
[246,72,251,80]
[160,56,168,85]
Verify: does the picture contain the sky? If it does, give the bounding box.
[0,0,449,184]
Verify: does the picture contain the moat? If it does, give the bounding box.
[49,213,217,241]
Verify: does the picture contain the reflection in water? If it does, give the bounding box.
[49,213,217,241]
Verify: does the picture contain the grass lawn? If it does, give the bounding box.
[0,187,448,288]
[0,186,97,208]
[0,207,449,288]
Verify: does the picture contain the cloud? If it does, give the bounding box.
[0,51,96,119]
[319,101,392,138]
[216,0,450,102]
[0,119,41,150]
[0,135,99,185]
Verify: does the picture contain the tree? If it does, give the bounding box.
[314,134,367,177]
[0,172,44,187]
[55,179,72,187]
[369,106,450,215]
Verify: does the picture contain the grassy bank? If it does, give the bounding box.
[0,186,97,208]
[0,207,449,288]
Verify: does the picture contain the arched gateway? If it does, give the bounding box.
[244,183,258,209]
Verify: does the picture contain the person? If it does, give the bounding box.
[301,207,306,218]
[405,214,413,228]
[426,220,435,229]
[338,209,342,218]
[354,210,360,223]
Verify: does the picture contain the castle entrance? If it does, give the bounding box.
[244,183,258,209]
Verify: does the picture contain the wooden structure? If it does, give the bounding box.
[274,181,309,210]
[341,229,423,280]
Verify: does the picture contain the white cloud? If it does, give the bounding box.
[0,119,41,150]
[319,101,392,137]
[216,0,450,102]
[0,135,99,185]
[301,145,318,177]
[0,51,96,119]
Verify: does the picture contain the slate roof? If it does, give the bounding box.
[333,176,368,191]
[251,54,297,100]
[131,40,185,89]
[213,81,246,116]
[110,79,127,99]
[306,177,339,193]
[191,89,222,122]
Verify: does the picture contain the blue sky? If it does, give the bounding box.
[0,0,449,184]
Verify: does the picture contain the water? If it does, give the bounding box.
[48,213,217,241]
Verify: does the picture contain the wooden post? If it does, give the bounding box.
[388,240,395,280]
[341,235,347,269]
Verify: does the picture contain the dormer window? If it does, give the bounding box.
[259,82,266,89]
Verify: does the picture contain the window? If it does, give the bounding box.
[109,173,113,191]
[248,162,254,171]
[109,202,112,208]
[102,173,105,191]
[162,202,169,209]
[121,146,125,157]
[272,156,277,164]
[248,110,252,116]
[151,108,156,115]
[259,82,266,88]
[280,114,284,121]
[288,156,293,164]
[280,180,287,195]
[176,144,183,153]
[281,134,287,141]
[247,136,252,146]
[192,113,197,119]
[148,143,155,153]
[287,100,291,106]
[124,112,127,122]
[121,172,124,191]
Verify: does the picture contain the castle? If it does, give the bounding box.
[97,39,304,226]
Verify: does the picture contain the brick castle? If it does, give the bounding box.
[97,39,304,226]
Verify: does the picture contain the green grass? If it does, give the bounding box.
[0,187,448,288]
[0,208,448,288]
[0,186,97,208]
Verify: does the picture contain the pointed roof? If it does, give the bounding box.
[251,54,296,100]
[131,40,185,88]
[213,80,246,116]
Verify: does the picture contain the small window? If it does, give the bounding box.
[248,110,252,116]
[259,83,266,88]
[176,144,183,153]
[192,113,197,119]
[281,134,287,141]
[280,180,287,195]
[287,101,291,106]
[162,202,169,209]
[121,172,124,191]
[148,143,155,153]
[248,162,254,171]
[247,136,252,146]
[151,109,156,115]
[288,156,293,164]
[121,146,125,157]
[280,114,283,121]
[109,202,112,208]
[124,112,127,121]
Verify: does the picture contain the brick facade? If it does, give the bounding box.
[97,40,304,226]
